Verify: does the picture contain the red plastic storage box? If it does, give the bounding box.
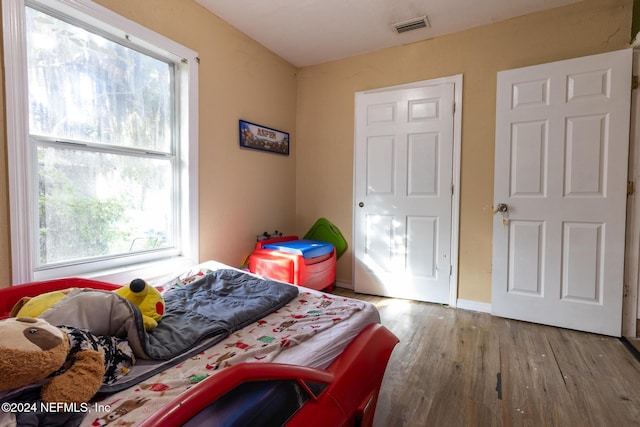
[249,236,336,292]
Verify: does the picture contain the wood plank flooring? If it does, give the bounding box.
[332,287,640,427]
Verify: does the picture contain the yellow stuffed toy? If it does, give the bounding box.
[10,290,70,318]
[11,279,165,331]
[114,279,165,330]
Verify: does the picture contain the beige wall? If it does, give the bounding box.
[0,0,633,303]
[294,0,633,303]
[0,0,299,287]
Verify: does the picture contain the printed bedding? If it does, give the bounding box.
[83,288,368,426]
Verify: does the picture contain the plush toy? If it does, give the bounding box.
[114,279,165,330]
[0,317,133,404]
[11,278,165,331]
[10,289,70,318]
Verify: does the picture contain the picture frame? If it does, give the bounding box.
[239,120,289,156]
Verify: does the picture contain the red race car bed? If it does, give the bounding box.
[0,261,398,427]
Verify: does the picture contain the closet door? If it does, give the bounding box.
[354,82,455,304]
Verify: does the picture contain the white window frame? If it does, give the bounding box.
[2,0,199,284]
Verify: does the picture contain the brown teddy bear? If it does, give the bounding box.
[0,317,133,404]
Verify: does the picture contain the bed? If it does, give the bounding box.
[0,261,398,427]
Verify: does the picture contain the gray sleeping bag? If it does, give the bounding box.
[34,268,299,393]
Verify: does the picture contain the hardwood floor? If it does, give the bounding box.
[333,287,640,427]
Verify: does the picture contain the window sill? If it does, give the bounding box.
[67,256,197,286]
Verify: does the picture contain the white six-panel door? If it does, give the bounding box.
[492,49,632,336]
[354,83,454,303]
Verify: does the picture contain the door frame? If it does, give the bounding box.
[352,74,463,307]
[624,47,640,338]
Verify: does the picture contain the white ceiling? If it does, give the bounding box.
[196,0,581,67]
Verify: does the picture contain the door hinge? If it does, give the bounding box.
[452,102,456,114]
[628,181,635,196]
[450,265,453,276]
[633,75,639,90]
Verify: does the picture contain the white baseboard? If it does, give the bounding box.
[333,284,491,314]
[334,280,353,290]
[456,299,491,313]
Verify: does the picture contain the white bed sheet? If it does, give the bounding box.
[269,285,379,368]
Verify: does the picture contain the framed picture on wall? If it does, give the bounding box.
[239,120,289,155]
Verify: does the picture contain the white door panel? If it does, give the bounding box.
[354,83,454,303]
[493,49,632,336]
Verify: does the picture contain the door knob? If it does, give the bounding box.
[494,203,508,213]
[358,202,364,207]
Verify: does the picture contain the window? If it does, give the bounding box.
[3,0,199,283]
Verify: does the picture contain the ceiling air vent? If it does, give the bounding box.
[393,16,430,34]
